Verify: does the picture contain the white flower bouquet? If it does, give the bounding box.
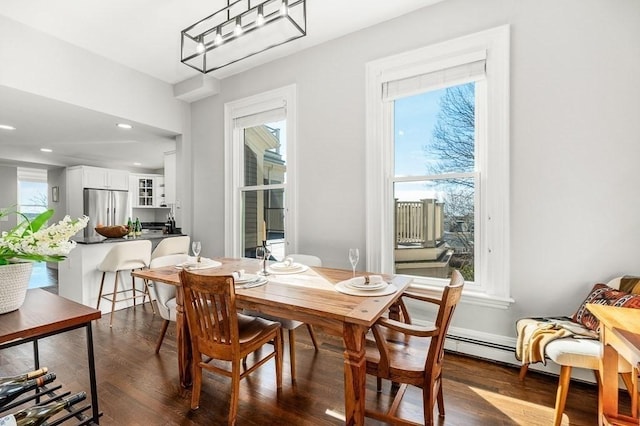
[0,208,89,265]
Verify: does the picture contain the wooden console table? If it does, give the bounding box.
[0,289,102,424]
[586,303,640,426]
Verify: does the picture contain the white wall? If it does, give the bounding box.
[0,165,18,232]
[0,15,185,134]
[189,0,640,359]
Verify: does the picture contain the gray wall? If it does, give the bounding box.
[189,0,640,354]
[0,165,18,232]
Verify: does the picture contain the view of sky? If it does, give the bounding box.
[394,88,446,202]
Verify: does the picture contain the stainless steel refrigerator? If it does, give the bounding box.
[83,188,130,238]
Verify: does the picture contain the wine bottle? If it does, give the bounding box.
[135,217,142,236]
[0,391,86,426]
[0,374,56,408]
[0,369,48,386]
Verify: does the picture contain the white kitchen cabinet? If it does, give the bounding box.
[130,173,166,208]
[81,166,129,190]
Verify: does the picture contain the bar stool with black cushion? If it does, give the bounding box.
[150,235,190,260]
[244,253,321,383]
[180,270,283,426]
[149,253,187,353]
[96,240,153,327]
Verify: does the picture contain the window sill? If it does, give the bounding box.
[408,282,515,309]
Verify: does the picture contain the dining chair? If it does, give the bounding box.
[148,253,188,353]
[96,240,153,327]
[364,269,464,425]
[244,253,321,383]
[151,235,190,260]
[179,270,283,425]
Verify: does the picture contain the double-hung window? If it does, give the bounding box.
[224,85,297,260]
[366,26,511,307]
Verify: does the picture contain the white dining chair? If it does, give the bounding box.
[149,253,188,353]
[244,253,321,383]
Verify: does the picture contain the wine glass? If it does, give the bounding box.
[192,241,202,262]
[348,248,359,277]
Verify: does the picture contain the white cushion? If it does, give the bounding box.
[166,297,177,322]
[546,338,632,372]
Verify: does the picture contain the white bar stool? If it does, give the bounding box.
[97,240,153,327]
[151,235,190,260]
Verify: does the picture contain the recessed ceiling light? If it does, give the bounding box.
[133,162,142,166]
[40,148,53,153]
[0,124,16,130]
[117,123,133,129]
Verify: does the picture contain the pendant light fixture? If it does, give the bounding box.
[181,0,307,74]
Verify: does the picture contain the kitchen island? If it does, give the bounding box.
[58,233,186,314]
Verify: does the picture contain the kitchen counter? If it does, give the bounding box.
[73,233,186,244]
[60,233,188,314]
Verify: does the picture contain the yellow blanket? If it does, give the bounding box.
[515,316,598,365]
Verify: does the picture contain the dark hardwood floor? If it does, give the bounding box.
[0,302,631,425]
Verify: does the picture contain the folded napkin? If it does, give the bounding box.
[349,275,383,286]
[231,269,245,280]
[283,257,294,267]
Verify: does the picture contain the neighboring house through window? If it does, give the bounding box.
[366,26,512,308]
[224,85,297,260]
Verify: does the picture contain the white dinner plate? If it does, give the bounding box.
[234,273,260,284]
[235,276,268,289]
[335,281,398,297]
[266,264,309,275]
[345,279,388,291]
[270,261,303,270]
[174,258,222,270]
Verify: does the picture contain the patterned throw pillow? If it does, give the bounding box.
[572,283,640,331]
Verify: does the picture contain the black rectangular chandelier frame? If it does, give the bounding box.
[181,0,307,74]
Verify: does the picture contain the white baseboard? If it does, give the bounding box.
[414,322,600,385]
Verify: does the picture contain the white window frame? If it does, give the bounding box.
[365,25,512,308]
[224,84,298,257]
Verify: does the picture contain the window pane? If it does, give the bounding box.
[394,82,475,177]
[393,178,475,281]
[18,180,48,222]
[242,189,285,259]
[243,120,287,186]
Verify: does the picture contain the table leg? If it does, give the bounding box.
[601,341,618,424]
[343,323,367,425]
[175,287,192,388]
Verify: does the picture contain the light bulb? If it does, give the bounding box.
[214,27,223,45]
[196,37,205,54]
[256,5,265,26]
[280,0,288,16]
[234,16,243,36]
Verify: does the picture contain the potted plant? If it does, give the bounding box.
[0,208,89,313]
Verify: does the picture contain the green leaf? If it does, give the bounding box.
[27,209,54,233]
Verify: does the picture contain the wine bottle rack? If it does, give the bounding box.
[0,384,97,425]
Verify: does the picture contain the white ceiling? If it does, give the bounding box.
[0,0,440,170]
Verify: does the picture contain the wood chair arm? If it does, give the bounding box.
[401,290,442,306]
[377,317,440,338]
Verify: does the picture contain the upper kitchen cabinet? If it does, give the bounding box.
[79,165,129,191]
[130,173,166,208]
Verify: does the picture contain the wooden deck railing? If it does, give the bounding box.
[395,199,444,248]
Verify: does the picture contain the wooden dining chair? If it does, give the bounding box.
[179,270,283,426]
[364,269,465,425]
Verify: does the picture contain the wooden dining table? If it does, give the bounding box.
[132,257,411,425]
[586,303,640,426]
